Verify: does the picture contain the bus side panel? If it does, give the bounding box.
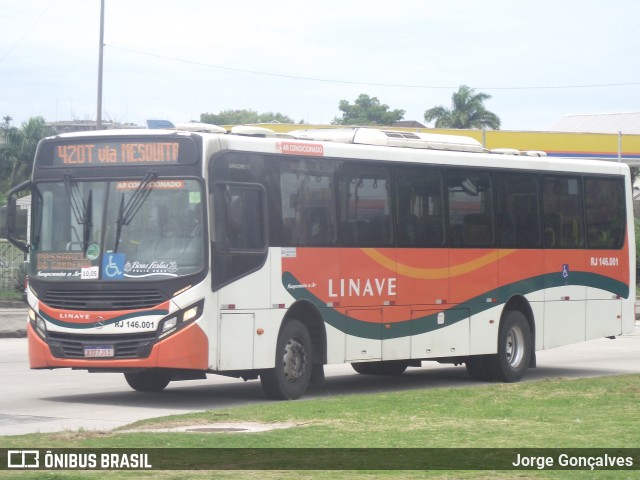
[325,322,347,365]
[252,309,283,369]
[344,308,381,361]
[410,308,470,359]
[219,313,254,370]
[621,297,635,334]
[624,169,637,334]
[396,248,449,306]
[383,306,411,360]
[468,305,500,356]
[496,249,545,354]
[215,265,271,370]
[448,250,498,305]
[531,299,545,353]
[584,242,629,339]
[543,288,586,349]
[586,300,622,339]
[543,250,587,349]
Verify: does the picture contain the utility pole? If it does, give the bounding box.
[96,0,105,130]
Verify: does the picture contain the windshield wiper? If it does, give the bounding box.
[113,171,158,253]
[63,174,92,254]
[83,190,93,254]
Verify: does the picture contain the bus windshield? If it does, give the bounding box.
[31,178,204,281]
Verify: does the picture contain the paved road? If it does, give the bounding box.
[1,326,639,436]
[0,309,27,338]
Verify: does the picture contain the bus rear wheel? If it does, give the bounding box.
[261,319,313,400]
[351,360,409,376]
[124,370,172,392]
[485,310,532,382]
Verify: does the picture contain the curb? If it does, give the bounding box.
[0,329,26,339]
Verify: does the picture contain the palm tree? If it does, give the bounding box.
[1,116,54,191]
[424,85,501,130]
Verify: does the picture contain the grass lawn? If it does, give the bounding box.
[1,374,639,478]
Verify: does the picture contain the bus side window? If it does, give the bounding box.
[214,184,266,252]
[496,173,541,248]
[447,171,495,248]
[463,213,491,246]
[278,162,337,247]
[543,213,561,248]
[542,176,584,249]
[340,167,391,246]
[395,167,445,247]
[584,177,625,249]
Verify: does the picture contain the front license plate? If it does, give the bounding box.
[84,345,115,358]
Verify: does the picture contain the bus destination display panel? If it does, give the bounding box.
[42,137,197,167]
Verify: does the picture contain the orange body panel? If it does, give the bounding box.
[283,240,630,325]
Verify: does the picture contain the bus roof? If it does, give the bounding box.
[40,125,629,177]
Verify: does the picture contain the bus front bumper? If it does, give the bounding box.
[27,321,209,371]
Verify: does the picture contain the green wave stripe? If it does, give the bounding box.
[40,308,170,330]
[282,271,628,340]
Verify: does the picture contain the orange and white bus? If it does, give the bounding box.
[6,125,635,399]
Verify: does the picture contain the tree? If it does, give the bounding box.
[0,116,54,196]
[424,85,501,130]
[332,94,405,126]
[200,109,294,125]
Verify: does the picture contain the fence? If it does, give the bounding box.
[0,239,27,307]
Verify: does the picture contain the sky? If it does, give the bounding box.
[1,0,640,131]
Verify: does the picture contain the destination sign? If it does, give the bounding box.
[39,137,198,167]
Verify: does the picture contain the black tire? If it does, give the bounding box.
[351,360,409,376]
[484,310,532,382]
[465,355,492,381]
[261,319,313,400]
[124,370,172,392]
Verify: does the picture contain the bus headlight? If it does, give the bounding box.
[159,317,178,338]
[29,308,47,339]
[36,318,47,337]
[183,305,199,323]
[157,300,204,340]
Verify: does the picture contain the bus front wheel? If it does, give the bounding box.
[124,370,172,392]
[261,319,313,400]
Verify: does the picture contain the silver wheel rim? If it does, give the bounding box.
[505,325,525,369]
[282,338,307,384]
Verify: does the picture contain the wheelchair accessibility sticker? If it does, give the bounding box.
[102,252,125,279]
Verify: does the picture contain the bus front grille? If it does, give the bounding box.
[42,289,167,311]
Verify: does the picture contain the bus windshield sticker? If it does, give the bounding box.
[102,252,126,279]
[86,244,100,261]
[80,266,99,280]
[189,191,201,204]
[124,260,179,278]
